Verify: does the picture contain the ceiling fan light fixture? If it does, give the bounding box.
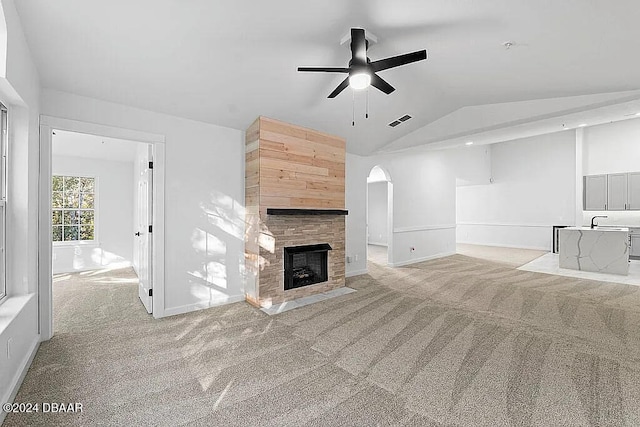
[349,72,371,90]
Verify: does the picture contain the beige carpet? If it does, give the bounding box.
[456,243,547,267]
[5,257,640,426]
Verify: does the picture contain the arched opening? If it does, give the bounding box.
[367,165,393,266]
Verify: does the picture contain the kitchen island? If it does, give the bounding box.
[558,227,630,275]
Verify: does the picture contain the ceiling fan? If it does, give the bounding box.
[298,28,427,98]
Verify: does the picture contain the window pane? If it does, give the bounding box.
[52,192,64,208]
[80,225,94,241]
[80,177,94,192]
[52,226,62,242]
[64,176,80,192]
[80,210,94,225]
[52,176,63,191]
[64,193,79,208]
[52,210,62,225]
[80,193,94,209]
[63,210,80,225]
[63,226,79,241]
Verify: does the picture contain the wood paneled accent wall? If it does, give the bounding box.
[245,116,346,215]
[244,117,346,307]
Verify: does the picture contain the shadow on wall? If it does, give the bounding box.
[188,190,246,305]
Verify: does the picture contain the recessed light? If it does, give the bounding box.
[465,141,474,146]
[578,123,588,127]
[636,112,640,116]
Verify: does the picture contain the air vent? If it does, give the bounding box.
[388,114,412,128]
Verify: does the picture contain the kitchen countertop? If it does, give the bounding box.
[567,226,629,232]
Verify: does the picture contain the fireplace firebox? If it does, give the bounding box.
[284,244,332,290]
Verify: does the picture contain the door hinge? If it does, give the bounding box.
[149,161,154,169]
[148,289,153,297]
[148,225,153,233]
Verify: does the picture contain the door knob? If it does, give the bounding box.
[135,232,141,236]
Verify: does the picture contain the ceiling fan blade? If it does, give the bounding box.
[350,28,367,66]
[370,50,427,73]
[297,67,350,73]
[328,77,349,98]
[370,74,395,95]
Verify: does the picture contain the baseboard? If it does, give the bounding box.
[0,336,40,425]
[346,268,368,278]
[367,242,388,247]
[457,241,549,251]
[161,295,246,317]
[390,251,455,267]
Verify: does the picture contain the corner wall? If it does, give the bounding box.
[581,118,640,227]
[346,147,480,274]
[456,131,577,250]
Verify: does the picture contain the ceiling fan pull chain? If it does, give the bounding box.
[352,90,355,126]
[366,88,369,119]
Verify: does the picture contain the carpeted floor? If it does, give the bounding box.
[5,256,640,426]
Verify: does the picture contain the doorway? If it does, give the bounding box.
[39,117,166,340]
[367,165,393,266]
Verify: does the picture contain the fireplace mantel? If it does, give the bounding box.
[266,208,348,216]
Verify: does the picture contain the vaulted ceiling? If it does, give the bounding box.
[15,0,640,155]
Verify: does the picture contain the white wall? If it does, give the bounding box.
[52,155,134,273]
[345,153,369,276]
[456,131,576,250]
[0,0,41,420]
[581,118,640,226]
[367,181,388,246]
[346,146,487,273]
[40,89,246,316]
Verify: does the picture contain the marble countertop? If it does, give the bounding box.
[566,226,629,232]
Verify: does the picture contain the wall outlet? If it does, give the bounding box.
[410,247,415,252]
[7,337,12,359]
[354,254,359,262]
[346,256,352,263]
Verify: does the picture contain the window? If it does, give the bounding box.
[0,104,7,302]
[52,175,95,242]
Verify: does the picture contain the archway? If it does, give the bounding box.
[367,165,393,266]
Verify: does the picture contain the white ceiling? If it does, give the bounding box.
[14,0,640,155]
[52,130,139,162]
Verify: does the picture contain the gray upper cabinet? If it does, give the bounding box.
[607,173,628,210]
[628,172,640,210]
[585,172,640,211]
[584,175,607,211]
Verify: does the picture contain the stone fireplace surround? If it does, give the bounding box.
[249,213,346,307]
[244,117,347,308]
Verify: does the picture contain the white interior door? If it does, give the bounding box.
[137,145,153,313]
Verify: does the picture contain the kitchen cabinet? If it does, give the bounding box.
[584,172,640,211]
[631,235,640,259]
[628,172,640,210]
[607,173,628,210]
[584,175,607,211]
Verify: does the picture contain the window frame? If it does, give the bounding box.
[51,173,98,246]
[0,103,7,303]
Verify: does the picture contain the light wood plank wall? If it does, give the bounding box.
[245,116,346,217]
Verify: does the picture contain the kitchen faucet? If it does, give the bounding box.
[591,215,608,229]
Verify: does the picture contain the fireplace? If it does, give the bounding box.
[284,244,332,290]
